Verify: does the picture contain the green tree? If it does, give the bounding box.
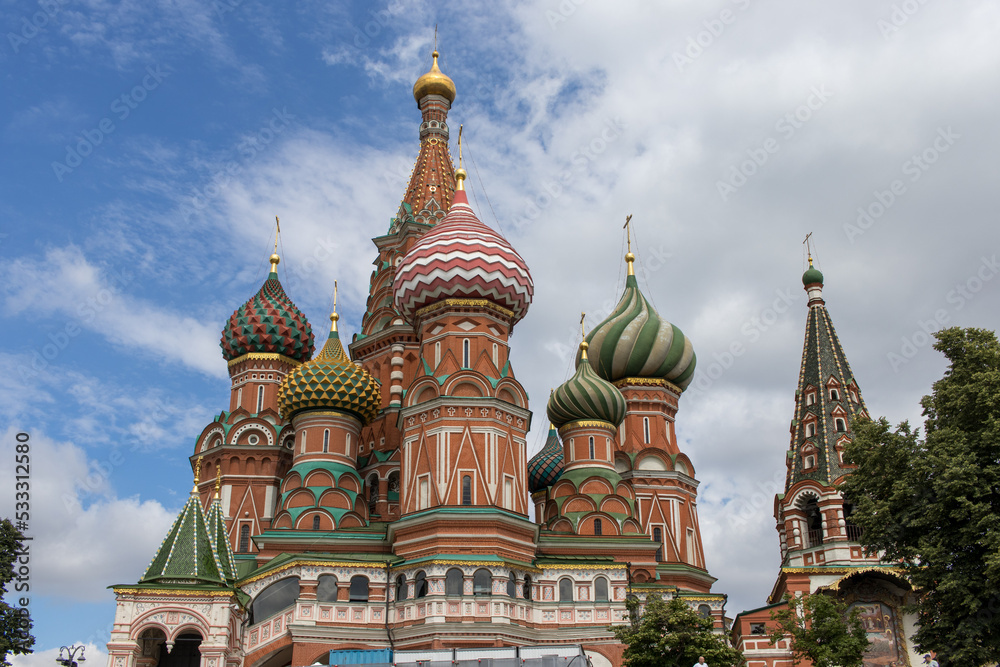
[1,518,34,667]
[610,594,743,667]
[840,327,1000,665]
[768,593,869,667]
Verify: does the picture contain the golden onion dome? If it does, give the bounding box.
[413,50,456,103]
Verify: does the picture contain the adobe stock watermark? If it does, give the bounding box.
[6,0,69,54]
[51,65,170,182]
[716,85,833,202]
[546,0,589,30]
[843,126,959,244]
[686,287,799,398]
[887,254,998,372]
[727,470,786,527]
[877,0,934,39]
[509,117,625,227]
[673,0,753,72]
[17,267,134,382]
[180,107,296,219]
[349,1,405,48]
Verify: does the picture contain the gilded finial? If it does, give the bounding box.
[623,214,635,276]
[455,124,467,189]
[330,280,339,332]
[270,216,281,273]
[214,465,222,500]
[579,312,589,360]
[192,456,203,493]
[803,231,814,267]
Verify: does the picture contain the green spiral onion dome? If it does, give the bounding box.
[527,424,564,493]
[277,315,381,424]
[802,261,824,286]
[221,254,315,363]
[582,256,696,390]
[548,342,628,429]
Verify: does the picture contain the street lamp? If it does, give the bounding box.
[56,645,87,667]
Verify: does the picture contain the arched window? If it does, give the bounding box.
[435,341,441,368]
[395,574,407,601]
[594,518,602,536]
[643,417,650,444]
[558,578,573,602]
[323,429,330,453]
[507,572,516,597]
[238,524,250,553]
[698,604,712,619]
[588,436,595,459]
[473,568,491,596]
[368,474,379,516]
[805,423,815,437]
[462,475,472,505]
[804,455,816,470]
[463,339,470,368]
[492,343,498,367]
[522,575,532,600]
[806,392,815,406]
[804,498,823,547]
[445,568,464,596]
[256,385,265,413]
[653,527,663,562]
[237,387,243,409]
[388,472,399,496]
[317,574,338,603]
[349,575,369,602]
[414,571,428,598]
[312,515,321,530]
[594,577,609,602]
[835,418,846,432]
[251,577,299,622]
[830,388,840,401]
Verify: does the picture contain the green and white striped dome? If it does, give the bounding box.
[548,342,627,428]
[582,260,696,390]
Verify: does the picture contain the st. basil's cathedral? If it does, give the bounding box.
[104,50,922,667]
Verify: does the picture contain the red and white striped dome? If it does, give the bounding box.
[393,189,533,325]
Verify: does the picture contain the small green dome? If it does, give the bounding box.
[548,344,627,428]
[802,264,824,286]
[278,325,381,424]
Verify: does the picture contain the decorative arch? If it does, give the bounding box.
[635,450,671,471]
[231,421,275,447]
[406,380,440,407]
[494,378,527,407]
[674,453,695,476]
[443,373,491,398]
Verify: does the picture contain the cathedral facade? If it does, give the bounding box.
[103,52,723,667]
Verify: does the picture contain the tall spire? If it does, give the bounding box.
[787,259,868,490]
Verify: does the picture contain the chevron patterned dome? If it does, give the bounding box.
[583,256,696,390]
[278,317,381,424]
[393,185,533,325]
[221,255,315,363]
[548,342,627,428]
[528,424,564,493]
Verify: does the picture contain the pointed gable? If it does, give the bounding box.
[141,491,228,586]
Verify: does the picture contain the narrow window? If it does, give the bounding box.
[558,578,573,601]
[504,479,512,509]
[653,527,663,562]
[435,341,441,368]
[414,571,428,598]
[323,429,330,453]
[462,475,472,505]
[368,474,379,516]
[643,417,650,444]
[492,343,498,367]
[445,568,463,595]
[239,524,250,553]
[806,392,815,406]
[805,423,815,437]
[345,432,351,454]
[317,574,338,603]
[588,436,595,459]
[835,418,846,432]
[312,515,321,530]
[237,387,243,409]
[805,455,816,469]
[830,388,840,401]
[473,569,491,596]
[507,572,516,597]
[256,385,264,413]
[594,518,602,536]
[349,575,369,602]
[419,478,429,509]
[395,574,407,601]
[523,575,532,600]
[300,430,307,454]
[594,577,609,602]
[463,339,470,368]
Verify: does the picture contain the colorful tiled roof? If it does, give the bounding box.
[584,256,696,389]
[140,490,228,586]
[393,188,533,325]
[528,424,564,493]
[206,495,237,582]
[278,321,381,424]
[548,342,627,428]
[221,266,314,363]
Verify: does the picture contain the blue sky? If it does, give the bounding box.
[3,0,1000,664]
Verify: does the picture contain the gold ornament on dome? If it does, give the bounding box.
[413,50,456,103]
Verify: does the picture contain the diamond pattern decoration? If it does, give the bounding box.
[527,425,564,493]
[221,271,315,362]
[278,331,381,425]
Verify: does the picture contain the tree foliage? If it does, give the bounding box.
[1,518,34,667]
[610,594,743,667]
[840,327,1000,665]
[768,593,869,667]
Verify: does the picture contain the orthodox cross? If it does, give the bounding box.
[803,232,814,264]
[623,214,633,253]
